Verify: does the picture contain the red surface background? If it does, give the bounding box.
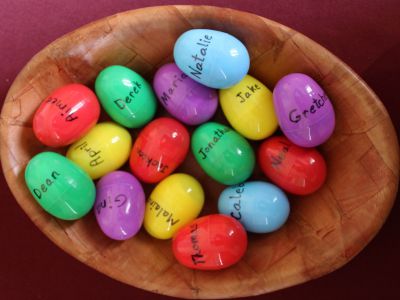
[1,1,399,299]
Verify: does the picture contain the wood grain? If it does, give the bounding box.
[0,5,398,299]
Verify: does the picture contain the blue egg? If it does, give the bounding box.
[173,29,250,89]
[218,181,290,233]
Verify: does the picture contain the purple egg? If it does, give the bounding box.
[94,171,145,240]
[153,63,218,125]
[273,73,335,147]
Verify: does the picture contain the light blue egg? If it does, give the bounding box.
[173,29,250,89]
[218,181,290,233]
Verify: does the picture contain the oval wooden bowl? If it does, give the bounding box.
[0,5,399,299]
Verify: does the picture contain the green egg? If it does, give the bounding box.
[95,65,157,128]
[191,122,255,185]
[24,152,96,220]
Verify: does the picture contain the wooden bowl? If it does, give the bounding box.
[1,5,398,299]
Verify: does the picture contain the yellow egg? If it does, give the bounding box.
[66,122,132,179]
[144,173,204,239]
[219,74,278,140]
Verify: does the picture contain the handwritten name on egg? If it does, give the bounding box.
[235,83,261,103]
[43,97,79,122]
[95,193,128,214]
[224,183,245,221]
[186,33,213,81]
[32,170,61,199]
[189,223,205,265]
[113,80,143,109]
[268,138,291,169]
[197,127,230,160]
[157,71,189,106]
[73,141,104,167]
[136,148,169,174]
[288,92,329,123]
[148,198,180,226]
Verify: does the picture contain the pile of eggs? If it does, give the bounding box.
[25,29,335,271]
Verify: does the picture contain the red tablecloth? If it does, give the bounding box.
[1,1,399,299]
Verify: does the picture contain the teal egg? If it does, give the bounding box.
[218,181,290,233]
[174,29,250,89]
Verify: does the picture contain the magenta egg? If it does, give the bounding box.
[273,73,335,147]
[153,63,218,125]
[94,171,145,240]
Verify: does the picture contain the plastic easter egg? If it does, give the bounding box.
[191,122,255,185]
[218,181,290,233]
[24,152,95,220]
[66,122,132,180]
[174,29,250,89]
[219,75,278,140]
[94,171,145,240]
[95,65,157,128]
[172,214,247,270]
[129,118,190,183]
[144,174,204,240]
[153,63,218,125]
[258,136,327,195]
[273,73,335,147]
[33,83,100,147]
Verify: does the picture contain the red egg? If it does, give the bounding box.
[258,136,327,195]
[33,83,100,147]
[172,214,247,270]
[129,117,189,183]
